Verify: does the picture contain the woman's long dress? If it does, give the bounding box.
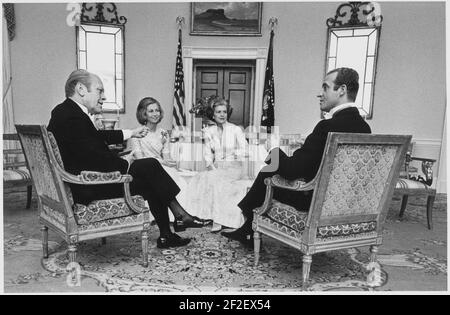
[185,122,251,229]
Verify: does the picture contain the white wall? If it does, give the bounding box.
[8,2,447,192]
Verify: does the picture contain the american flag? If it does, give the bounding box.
[261,29,275,132]
[172,28,187,127]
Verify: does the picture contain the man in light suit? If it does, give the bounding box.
[48,70,209,249]
[222,67,372,246]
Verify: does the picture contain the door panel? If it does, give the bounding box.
[224,68,251,127]
[196,65,252,128]
[196,67,223,100]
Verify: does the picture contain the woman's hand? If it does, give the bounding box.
[161,130,169,144]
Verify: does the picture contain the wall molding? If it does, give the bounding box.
[412,138,442,147]
[183,46,268,130]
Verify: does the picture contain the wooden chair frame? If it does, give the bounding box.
[16,125,152,267]
[394,148,436,229]
[3,133,33,209]
[253,133,411,288]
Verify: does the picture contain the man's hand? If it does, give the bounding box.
[131,126,149,138]
[162,159,177,167]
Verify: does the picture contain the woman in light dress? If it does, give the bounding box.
[130,97,180,180]
[129,97,211,231]
[185,97,250,232]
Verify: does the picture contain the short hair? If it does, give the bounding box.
[207,96,233,120]
[327,67,359,102]
[136,97,164,125]
[65,69,97,98]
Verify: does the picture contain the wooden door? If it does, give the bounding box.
[196,65,252,128]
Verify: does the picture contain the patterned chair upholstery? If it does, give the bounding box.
[253,133,411,288]
[15,125,152,267]
[394,144,436,229]
[3,133,33,209]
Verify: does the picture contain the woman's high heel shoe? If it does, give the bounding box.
[173,216,213,232]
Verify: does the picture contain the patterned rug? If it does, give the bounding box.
[4,192,447,292]
[37,228,392,292]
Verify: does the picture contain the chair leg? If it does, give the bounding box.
[26,185,32,209]
[41,226,48,258]
[254,231,261,267]
[370,245,379,263]
[68,243,78,264]
[399,195,409,218]
[302,254,312,289]
[101,237,107,245]
[426,195,435,230]
[142,230,149,267]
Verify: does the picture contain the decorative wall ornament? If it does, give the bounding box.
[326,2,383,28]
[268,17,278,31]
[176,16,185,29]
[81,2,127,25]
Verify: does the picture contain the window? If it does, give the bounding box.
[76,4,127,113]
[325,2,382,119]
[77,24,124,113]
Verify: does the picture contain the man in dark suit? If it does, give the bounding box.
[48,70,209,249]
[222,67,371,246]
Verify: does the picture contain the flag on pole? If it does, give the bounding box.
[261,29,275,132]
[172,28,187,128]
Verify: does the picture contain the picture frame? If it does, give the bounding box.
[190,2,262,36]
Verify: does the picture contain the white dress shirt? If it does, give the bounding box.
[324,102,357,119]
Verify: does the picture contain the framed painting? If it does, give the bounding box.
[191,2,262,36]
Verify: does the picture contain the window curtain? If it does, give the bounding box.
[3,9,15,134]
[3,9,18,156]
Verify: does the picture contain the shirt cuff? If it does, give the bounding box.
[122,129,133,141]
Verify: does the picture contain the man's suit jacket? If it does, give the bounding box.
[47,98,129,204]
[271,107,371,182]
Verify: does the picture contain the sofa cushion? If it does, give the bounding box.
[316,221,377,239]
[74,195,146,225]
[265,199,308,233]
[263,199,377,239]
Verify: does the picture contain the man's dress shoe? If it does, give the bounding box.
[157,233,191,249]
[221,229,254,248]
[173,216,213,232]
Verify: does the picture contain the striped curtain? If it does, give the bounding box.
[2,9,15,135]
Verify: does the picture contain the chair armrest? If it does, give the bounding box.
[123,181,150,214]
[410,157,436,163]
[4,148,23,155]
[254,175,316,216]
[60,170,133,185]
[270,174,315,191]
[410,157,435,186]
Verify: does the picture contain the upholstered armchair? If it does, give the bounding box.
[395,146,436,229]
[15,125,152,267]
[252,133,411,288]
[3,133,33,209]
